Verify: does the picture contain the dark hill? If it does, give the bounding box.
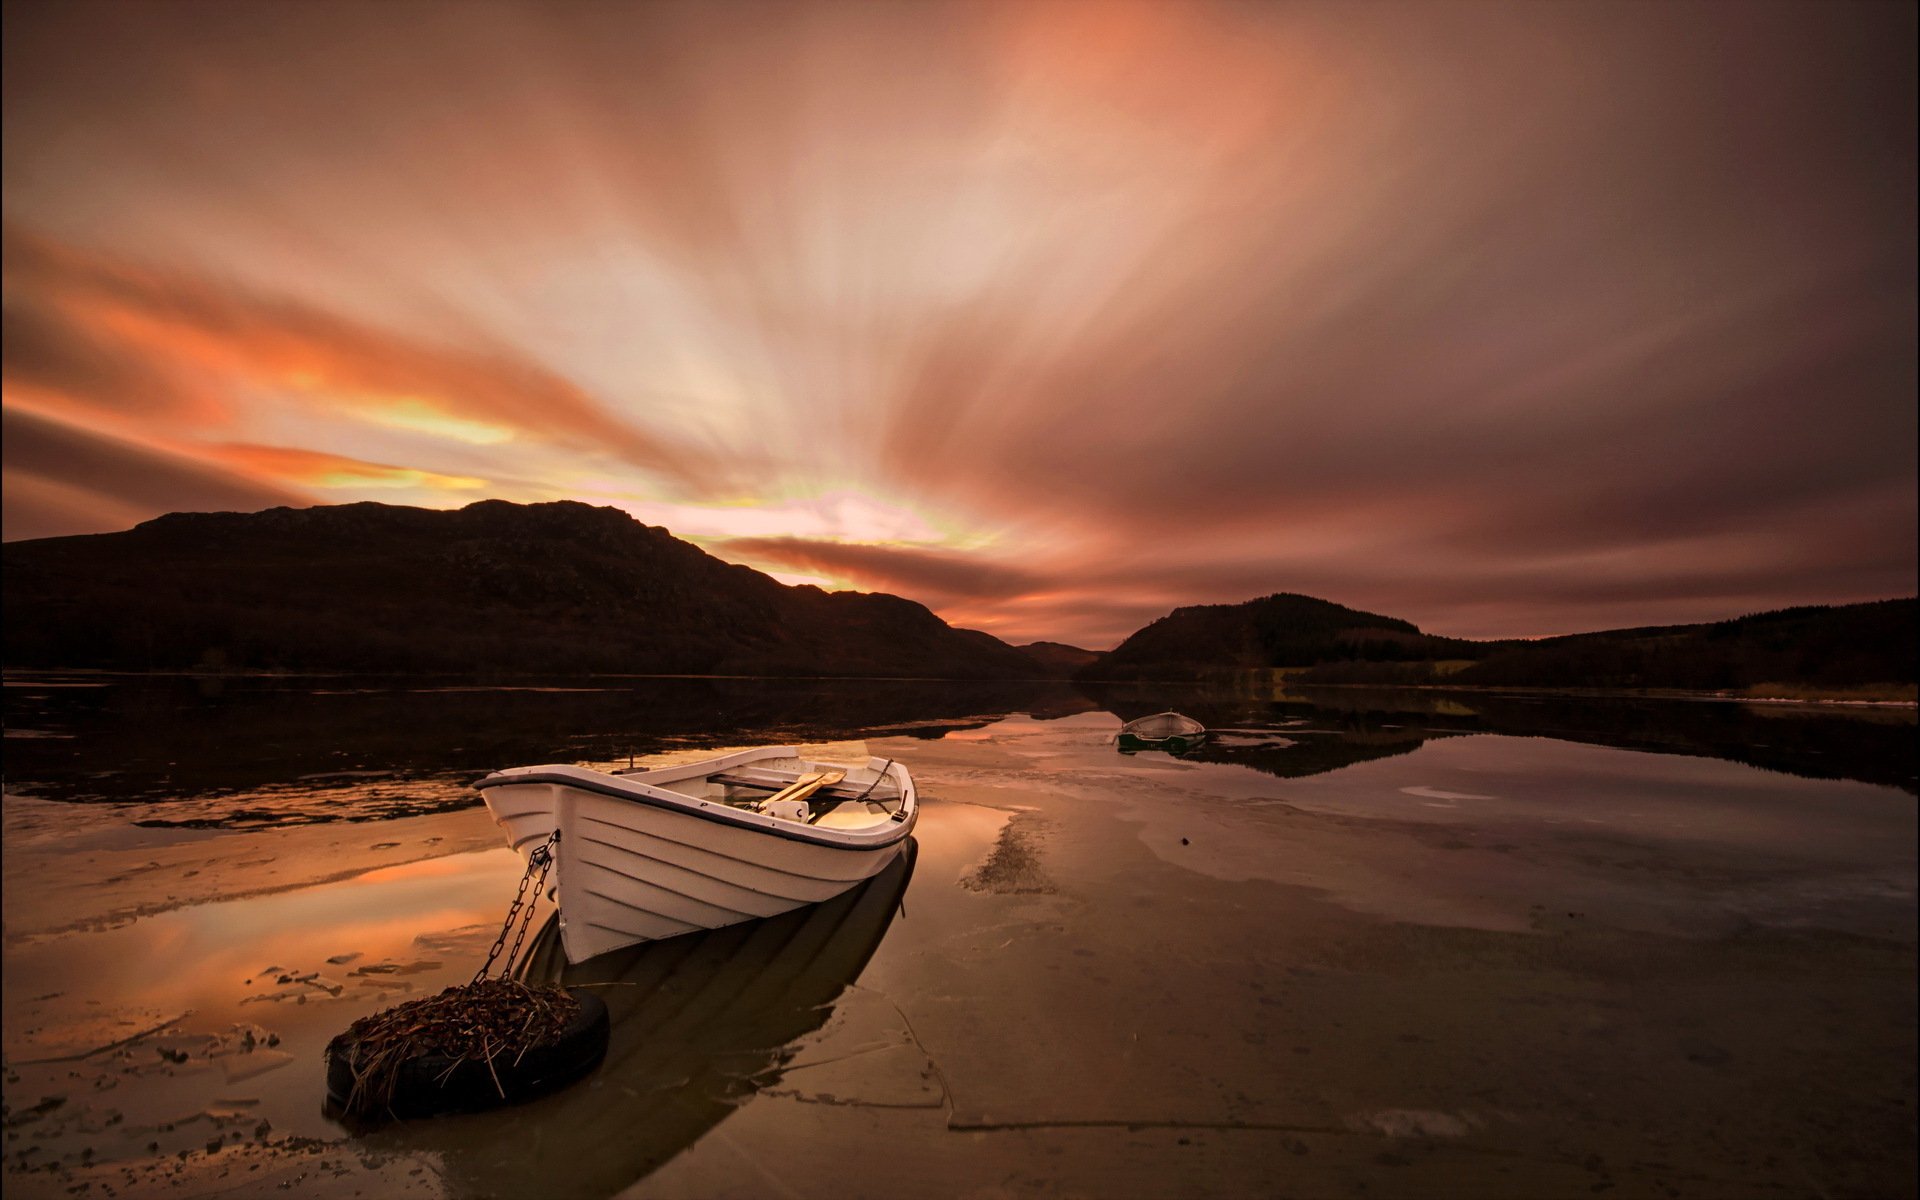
[1448,599,1918,693]
[1082,588,1916,694]
[1017,641,1103,677]
[1081,592,1474,681]
[1,500,1044,679]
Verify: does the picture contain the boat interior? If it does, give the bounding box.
[643,756,906,830]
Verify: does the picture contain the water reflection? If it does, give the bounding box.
[4,674,1092,819]
[370,840,917,1199]
[6,675,1912,827]
[1084,683,1918,794]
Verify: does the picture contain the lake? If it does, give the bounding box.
[3,675,1914,1198]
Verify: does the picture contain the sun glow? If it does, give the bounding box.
[209,444,488,492]
[608,489,952,547]
[360,399,517,446]
[762,570,841,589]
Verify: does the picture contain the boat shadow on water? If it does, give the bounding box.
[365,838,918,1199]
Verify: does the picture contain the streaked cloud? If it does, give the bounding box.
[2,0,1912,646]
[614,491,951,546]
[203,444,488,493]
[2,225,718,486]
[717,536,1046,604]
[1,408,304,542]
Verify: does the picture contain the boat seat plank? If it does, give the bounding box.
[710,771,894,804]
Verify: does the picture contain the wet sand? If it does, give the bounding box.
[4,714,1914,1198]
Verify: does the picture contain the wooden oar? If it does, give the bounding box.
[761,770,845,810]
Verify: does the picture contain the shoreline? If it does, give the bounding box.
[7,667,1912,709]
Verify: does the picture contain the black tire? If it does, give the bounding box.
[325,987,608,1120]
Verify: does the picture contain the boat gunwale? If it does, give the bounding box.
[1116,711,1208,741]
[476,753,916,851]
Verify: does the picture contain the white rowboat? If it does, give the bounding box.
[476,747,916,964]
[1114,711,1208,752]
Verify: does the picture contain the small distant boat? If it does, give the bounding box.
[1115,712,1208,754]
[476,747,916,964]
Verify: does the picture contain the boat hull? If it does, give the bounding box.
[1115,711,1208,755]
[1116,731,1206,753]
[412,842,917,1200]
[478,751,914,963]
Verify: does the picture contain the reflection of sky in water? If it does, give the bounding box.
[1268,734,1913,862]
[0,699,1913,1197]
[1082,727,1916,942]
[8,676,1914,828]
[2,844,529,1150]
[1209,732,1300,749]
[8,849,523,1022]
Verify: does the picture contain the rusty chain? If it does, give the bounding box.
[473,829,560,984]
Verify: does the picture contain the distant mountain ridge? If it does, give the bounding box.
[1439,599,1918,693]
[1082,592,1476,681]
[1017,641,1103,677]
[7,500,1910,694]
[1,500,1044,679]
[1079,590,1917,694]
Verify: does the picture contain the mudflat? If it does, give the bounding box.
[3,700,1914,1199]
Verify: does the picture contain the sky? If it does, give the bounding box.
[3,0,1914,649]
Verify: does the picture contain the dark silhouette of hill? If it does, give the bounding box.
[1081,590,1915,694]
[1080,592,1477,681]
[1017,641,1103,677]
[1284,600,1918,693]
[1,500,1045,679]
[1447,599,1918,692]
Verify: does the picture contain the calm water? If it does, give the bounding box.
[7,673,1913,821]
[3,675,1915,1199]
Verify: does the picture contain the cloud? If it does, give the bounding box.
[2,296,214,423]
[715,536,1047,603]
[616,491,948,545]
[202,444,489,493]
[1,407,306,542]
[1,225,723,490]
[1,1,1911,643]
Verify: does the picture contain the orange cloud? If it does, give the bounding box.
[2,225,717,489]
[1,281,222,425]
[716,535,1046,602]
[1,407,306,542]
[203,444,489,492]
[2,3,1912,644]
